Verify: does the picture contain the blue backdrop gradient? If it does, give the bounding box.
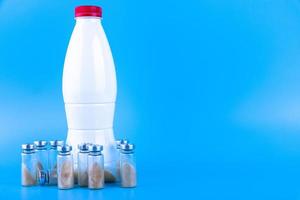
[1,0,300,199]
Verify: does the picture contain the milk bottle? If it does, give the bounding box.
[63,5,118,182]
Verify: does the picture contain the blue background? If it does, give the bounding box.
[1,0,300,199]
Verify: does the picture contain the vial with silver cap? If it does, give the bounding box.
[116,139,129,181]
[120,143,137,188]
[57,144,74,189]
[33,140,48,174]
[78,143,90,187]
[88,144,104,189]
[116,139,129,151]
[21,143,37,186]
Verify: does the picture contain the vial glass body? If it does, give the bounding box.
[115,139,129,182]
[36,148,48,173]
[116,148,121,182]
[120,153,137,187]
[88,154,104,189]
[78,151,89,187]
[57,154,74,189]
[21,152,37,186]
[48,148,59,185]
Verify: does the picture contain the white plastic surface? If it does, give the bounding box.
[62,17,117,174]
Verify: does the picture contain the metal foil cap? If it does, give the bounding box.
[120,143,135,153]
[57,144,72,154]
[89,144,103,153]
[116,139,130,149]
[21,143,35,152]
[34,140,48,149]
[78,143,91,152]
[49,140,64,148]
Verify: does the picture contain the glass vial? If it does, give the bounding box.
[57,145,74,189]
[21,143,37,186]
[116,139,129,182]
[88,144,104,189]
[34,140,48,174]
[120,143,137,188]
[78,143,90,187]
[48,140,64,185]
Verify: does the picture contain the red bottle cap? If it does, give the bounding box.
[75,6,102,18]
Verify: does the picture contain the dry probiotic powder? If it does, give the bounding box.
[21,163,36,186]
[88,162,104,189]
[58,160,74,188]
[121,163,136,187]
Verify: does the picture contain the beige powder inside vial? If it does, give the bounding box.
[88,163,104,189]
[121,163,136,187]
[21,163,36,186]
[58,161,74,189]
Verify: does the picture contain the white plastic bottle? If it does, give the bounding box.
[63,5,117,182]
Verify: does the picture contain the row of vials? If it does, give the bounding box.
[21,139,136,189]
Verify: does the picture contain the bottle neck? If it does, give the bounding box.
[75,17,102,24]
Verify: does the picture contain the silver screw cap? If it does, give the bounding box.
[116,139,129,149]
[22,143,35,152]
[78,143,91,152]
[49,140,64,148]
[120,143,135,153]
[89,144,103,153]
[57,144,72,153]
[34,140,48,149]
